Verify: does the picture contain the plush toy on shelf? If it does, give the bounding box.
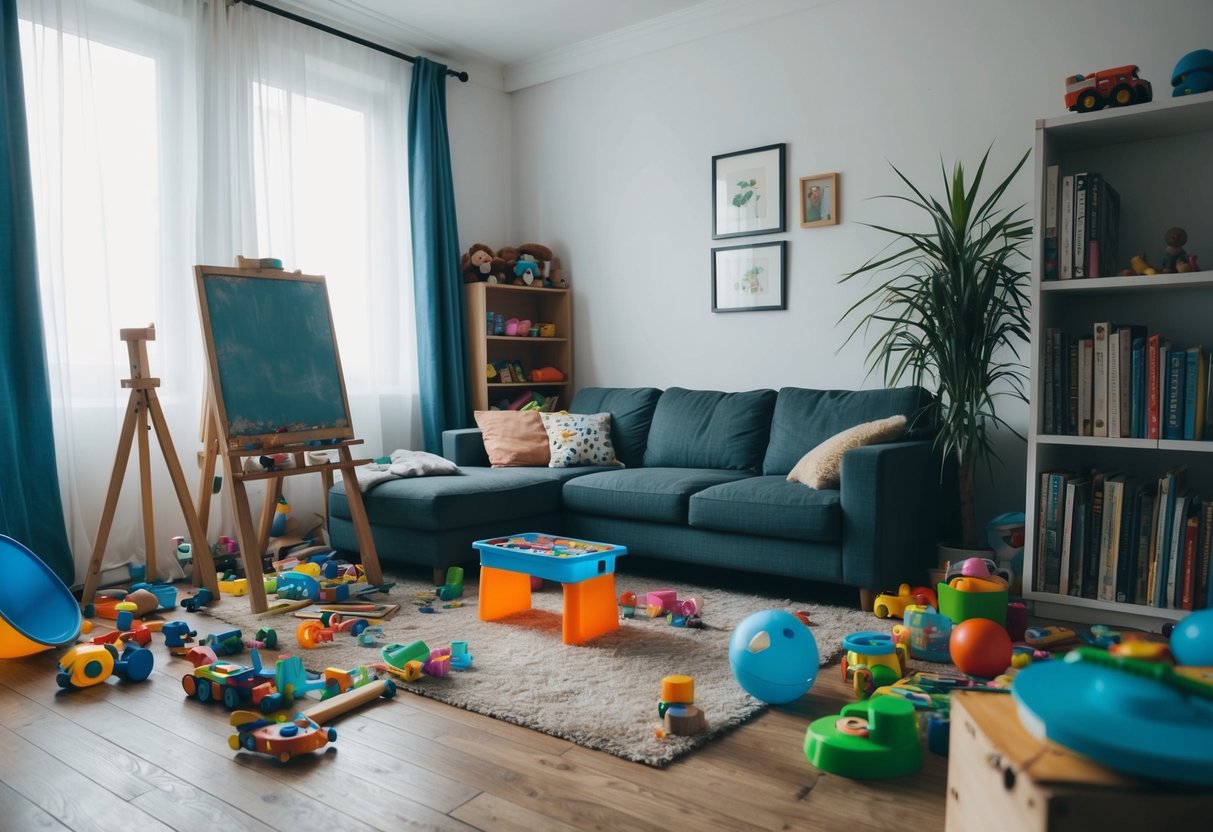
[1161,227,1199,273]
[1123,254,1158,276]
[1171,48,1213,97]
[514,243,553,286]
[496,246,519,282]
[547,256,569,288]
[461,243,509,283]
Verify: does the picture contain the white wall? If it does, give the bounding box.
[497,0,1213,527]
[448,77,514,247]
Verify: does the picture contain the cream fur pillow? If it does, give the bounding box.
[787,414,908,489]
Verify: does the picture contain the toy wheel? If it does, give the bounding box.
[297,621,320,649]
[56,671,72,689]
[182,675,196,696]
[223,688,241,710]
[873,604,889,619]
[228,735,241,751]
[349,619,368,636]
[853,668,875,699]
[196,681,213,704]
[1111,84,1134,107]
[1076,91,1100,113]
[382,680,397,699]
[121,648,154,683]
[278,752,292,764]
[243,734,257,751]
[327,728,337,742]
[261,694,282,714]
[256,628,278,649]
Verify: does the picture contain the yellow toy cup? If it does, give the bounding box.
[0,535,82,658]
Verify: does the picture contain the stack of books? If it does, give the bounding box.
[1042,166,1121,280]
[1041,324,1211,440]
[1036,466,1213,610]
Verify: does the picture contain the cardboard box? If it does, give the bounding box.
[946,692,1213,831]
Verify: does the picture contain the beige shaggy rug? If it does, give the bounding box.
[189,567,877,767]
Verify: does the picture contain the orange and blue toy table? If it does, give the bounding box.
[474,533,628,645]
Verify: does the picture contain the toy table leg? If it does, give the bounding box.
[478,566,532,621]
[562,573,618,645]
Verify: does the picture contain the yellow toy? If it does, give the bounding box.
[841,632,909,699]
[1126,254,1158,275]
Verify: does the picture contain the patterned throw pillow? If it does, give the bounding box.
[539,411,623,468]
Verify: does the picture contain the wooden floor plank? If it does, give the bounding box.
[450,792,583,832]
[0,780,71,831]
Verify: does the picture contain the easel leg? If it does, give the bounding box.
[256,477,283,558]
[136,395,157,583]
[145,394,219,599]
[226,465,271,613]
[337,446,383,586]
[80,392,142,607]
[195,399,222,583]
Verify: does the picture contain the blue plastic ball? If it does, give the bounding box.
[728,610,819,703]
[1171,609,1213,667]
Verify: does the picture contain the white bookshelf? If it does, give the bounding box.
[1023,93,1213,632]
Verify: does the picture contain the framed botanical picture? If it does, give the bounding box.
[799,171,839,228]
[711,241,787,312]
[712,143,786,239]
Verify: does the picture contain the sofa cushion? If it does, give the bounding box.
[787,414,908,489]
[473,410,551,467]
[561,468,752,524]
[569,387,662,469]
[688,476,841,543]
[762,386,933,475]
[328,466,603,532]
[643,388,776,471]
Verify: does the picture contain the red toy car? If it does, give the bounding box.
[1064,65,1152,112]
[228,711,335,763]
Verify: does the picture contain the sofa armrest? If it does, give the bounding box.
[839,439,943,589]
[442,428,489,467]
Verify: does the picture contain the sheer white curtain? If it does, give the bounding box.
[18,0,419,585]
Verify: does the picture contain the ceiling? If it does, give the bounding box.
[275,0,709,70]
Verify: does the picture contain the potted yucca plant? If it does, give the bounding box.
[839,146,1032,551]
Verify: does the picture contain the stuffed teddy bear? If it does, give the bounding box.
[461,243,508,283]
[495,246,519,284]
[547,256,568,289]
[514,243,553,287]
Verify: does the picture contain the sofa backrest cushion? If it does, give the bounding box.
[762,386,934,475]
[569,387,662,469]
[643,387,777,471]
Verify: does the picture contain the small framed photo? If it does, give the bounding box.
[712,143,786,239]
[711,241,787,313]
[799,172,839,228]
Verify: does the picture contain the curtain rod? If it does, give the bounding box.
[233,0,469,82]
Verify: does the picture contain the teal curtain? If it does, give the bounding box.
[408,57,470,454]
[1,0,74,584]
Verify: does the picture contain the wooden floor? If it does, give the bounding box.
[0,614,948,832]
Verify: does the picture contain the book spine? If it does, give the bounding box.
[1070,483,1090,597]
[1078,338,1094,436]
[1202,501,1213,610]
[1036,472,1051,592]
[1107,330,1121,439]
[1131,338,1145,438]
[1092,322,1109,437]
[1134,490,1155,604]
[1184,348,1200,441]
[1060,175,1075,280]
[1084,473,1106,600]
[1182,514,1199,611]
[1045,472,1064,594]
[1044,164,1059,280]
[1118,327,1139,438]
[1067,340,1079,435]
[1086,173,1102,277]
[1167,495,1188,607]
[1195,348,1209,441]
[1165,350,1186,441]
[1053,329,1065,436]
[1043,329,1055,434]
[1115,482,1139,603]
[1098,479,1121,602]
[1147,334,1161,439]
[1148,474,1168,605]
[1060,481,1078,595]
[1074,173,1088,278]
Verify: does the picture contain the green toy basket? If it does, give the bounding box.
[937,582,1007,627]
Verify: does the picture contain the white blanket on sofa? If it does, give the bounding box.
[302,448,460,492]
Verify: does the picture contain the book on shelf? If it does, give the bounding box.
[1133,486,1157,604]
[1116,325,1145,438]
[1060,174,1075,280]
[1114,477,1141,603]
[1147,333,1162,439]
[1084,173,1103,277]
[1107,330,1121,438]
[1203,501,1213,610]
[1100,179,1121,278]
[1092,322,1110,437]
[1181,512,1200,611]
[1206,349,1213,441]
[1184,346,1207,441]
[1130,336,1146,438]
[1084,469,1116,600]
[1097,475,1126,602]
[1060,475,1091,596]
[1067,339,1079,435]
[1164,349,1187,441]
[1043,164,1059,280]
[1053,329,1066,435]
[1166,490,1195,608]
[1043,470,1071,594]
[1042,330,1055,434]
[1150,467,1186,607]
[1073,173,1088,278]
[1159,338,1173,440]
[1078,337,1094,436]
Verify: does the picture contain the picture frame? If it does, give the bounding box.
[799,172,839,228]
[711,240,787,313]
[712,143,786,239]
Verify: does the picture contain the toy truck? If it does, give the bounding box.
[1064,64,1153,112]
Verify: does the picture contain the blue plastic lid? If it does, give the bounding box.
[1013,660,1213,786]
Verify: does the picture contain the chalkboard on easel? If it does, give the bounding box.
[194,265,354,451]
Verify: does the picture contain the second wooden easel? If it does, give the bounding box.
[80,326,220,607]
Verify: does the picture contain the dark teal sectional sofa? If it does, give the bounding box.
[327,385,947,592]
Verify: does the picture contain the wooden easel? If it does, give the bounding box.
[80,325,220,607]
[194,264,383,613]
